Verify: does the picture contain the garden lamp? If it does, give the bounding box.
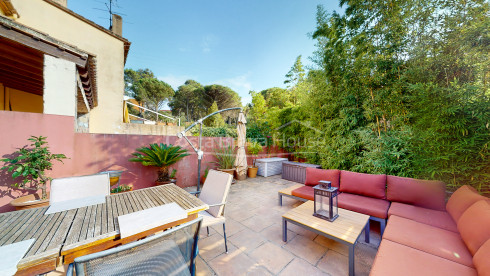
[313,180,339,222]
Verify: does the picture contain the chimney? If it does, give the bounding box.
[51,0,67,7]
[111,14,122,36]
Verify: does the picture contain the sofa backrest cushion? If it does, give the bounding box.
[474,239,490,276]
[446,185,487,222]
[457,200,490,255]
[304,168,340,187]
[339,170,387,199]
[386,175,446,211]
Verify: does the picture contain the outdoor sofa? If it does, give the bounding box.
[284,168,490,275]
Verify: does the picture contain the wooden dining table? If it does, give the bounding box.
[0,184,208,276]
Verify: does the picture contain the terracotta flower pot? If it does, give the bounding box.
[218,168,235,176]
[248,166,258,178]
[10,192,50,210]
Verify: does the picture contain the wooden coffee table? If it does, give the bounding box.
[282,201,369,276]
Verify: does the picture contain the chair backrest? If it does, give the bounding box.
[72,217,202,276]
[50,174,110,204]
[199,169,232,217]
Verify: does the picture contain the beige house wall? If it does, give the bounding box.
[8,0,126,134]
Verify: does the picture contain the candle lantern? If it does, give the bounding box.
[313,180,339,222]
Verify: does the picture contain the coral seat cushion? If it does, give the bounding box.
[291,185,314,201]
[370,239,477,276]
[457,200,490,255]
[446,185,487,222]
[340,170,387,199]
[387,175,446,211]
[473,240,490,276]
[338,193,390,219]
[304,168,340,187]
[388,202,458,232]
[383,215,474,267]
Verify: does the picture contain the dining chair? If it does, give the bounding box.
[50,173,110,203]
[66,217,202,276]
[198,169,233,253]
[45,174,111,214]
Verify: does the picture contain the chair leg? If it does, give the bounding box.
[206,226,209,236]
[223,223,228,253]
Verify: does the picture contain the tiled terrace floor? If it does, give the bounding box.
[189,175,381,276]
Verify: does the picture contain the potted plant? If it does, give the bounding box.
[129,143,189,185]
[110,185,133,194]
[200,167,209,184]
[247,140,262,178]
[212,144,236,176]
[1,136,67,210]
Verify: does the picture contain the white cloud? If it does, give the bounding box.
[158,75,193,90]
[213,74,253,106]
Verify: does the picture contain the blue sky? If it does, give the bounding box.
[68,0,341,105]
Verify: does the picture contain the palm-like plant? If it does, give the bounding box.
[129,143,189,182]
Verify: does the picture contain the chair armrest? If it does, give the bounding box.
[207,202,227,208]
[66,263,74,276]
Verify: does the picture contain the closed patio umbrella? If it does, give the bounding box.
[234,112,247,180]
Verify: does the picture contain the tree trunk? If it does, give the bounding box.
[157,166,170,182]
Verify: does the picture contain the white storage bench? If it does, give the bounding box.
[256,157,288,177]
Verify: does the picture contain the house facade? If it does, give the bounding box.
[0,0,130,133]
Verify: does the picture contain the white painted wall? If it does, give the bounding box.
[43,55,76,116]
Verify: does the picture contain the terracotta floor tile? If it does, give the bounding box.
[241,214,275,232]
[260,224,297,245]
[228,227,267,253]
[283,235,328,265]
[279,258,329,276]
[198,233,238,262]
[208,249,259,276]
[249,242,295,274]
[317,250,349,276]
[210,218,246,237]
[314,235,350,256]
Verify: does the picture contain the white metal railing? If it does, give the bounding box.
[125,101,180,126]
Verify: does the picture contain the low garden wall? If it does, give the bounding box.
[0,111,238,213]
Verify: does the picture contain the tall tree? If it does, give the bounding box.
[124,68,155,103]
[204,101,225,127]
[203,84,242,122]
[169,80,206,121]
[260,87,291,108]
[134,78,174,119]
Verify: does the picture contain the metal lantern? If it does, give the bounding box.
[313,180,339,222]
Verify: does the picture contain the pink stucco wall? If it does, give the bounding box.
[0,111,236,213]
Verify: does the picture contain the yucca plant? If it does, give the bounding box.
[129,143,189,182]
[212,145,236,170]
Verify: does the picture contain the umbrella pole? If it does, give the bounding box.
[197,122,203,193]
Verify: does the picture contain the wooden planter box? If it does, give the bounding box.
[282,161,321,183]
[256,157,288,177]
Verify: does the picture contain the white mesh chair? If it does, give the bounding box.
[198,169,233,253]
[66,217,202,276]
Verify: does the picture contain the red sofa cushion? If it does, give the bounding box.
[338,193,390,219]
[388,202,458,232]
[304,168,340,187]
[447,185,487,223]
[291,185,314,201]
[370,239,477,276]
[473,240,490,276]
[339,170,387,199]
[457,200,490,255]
[387,175,446,211]
[384,215,473,267]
